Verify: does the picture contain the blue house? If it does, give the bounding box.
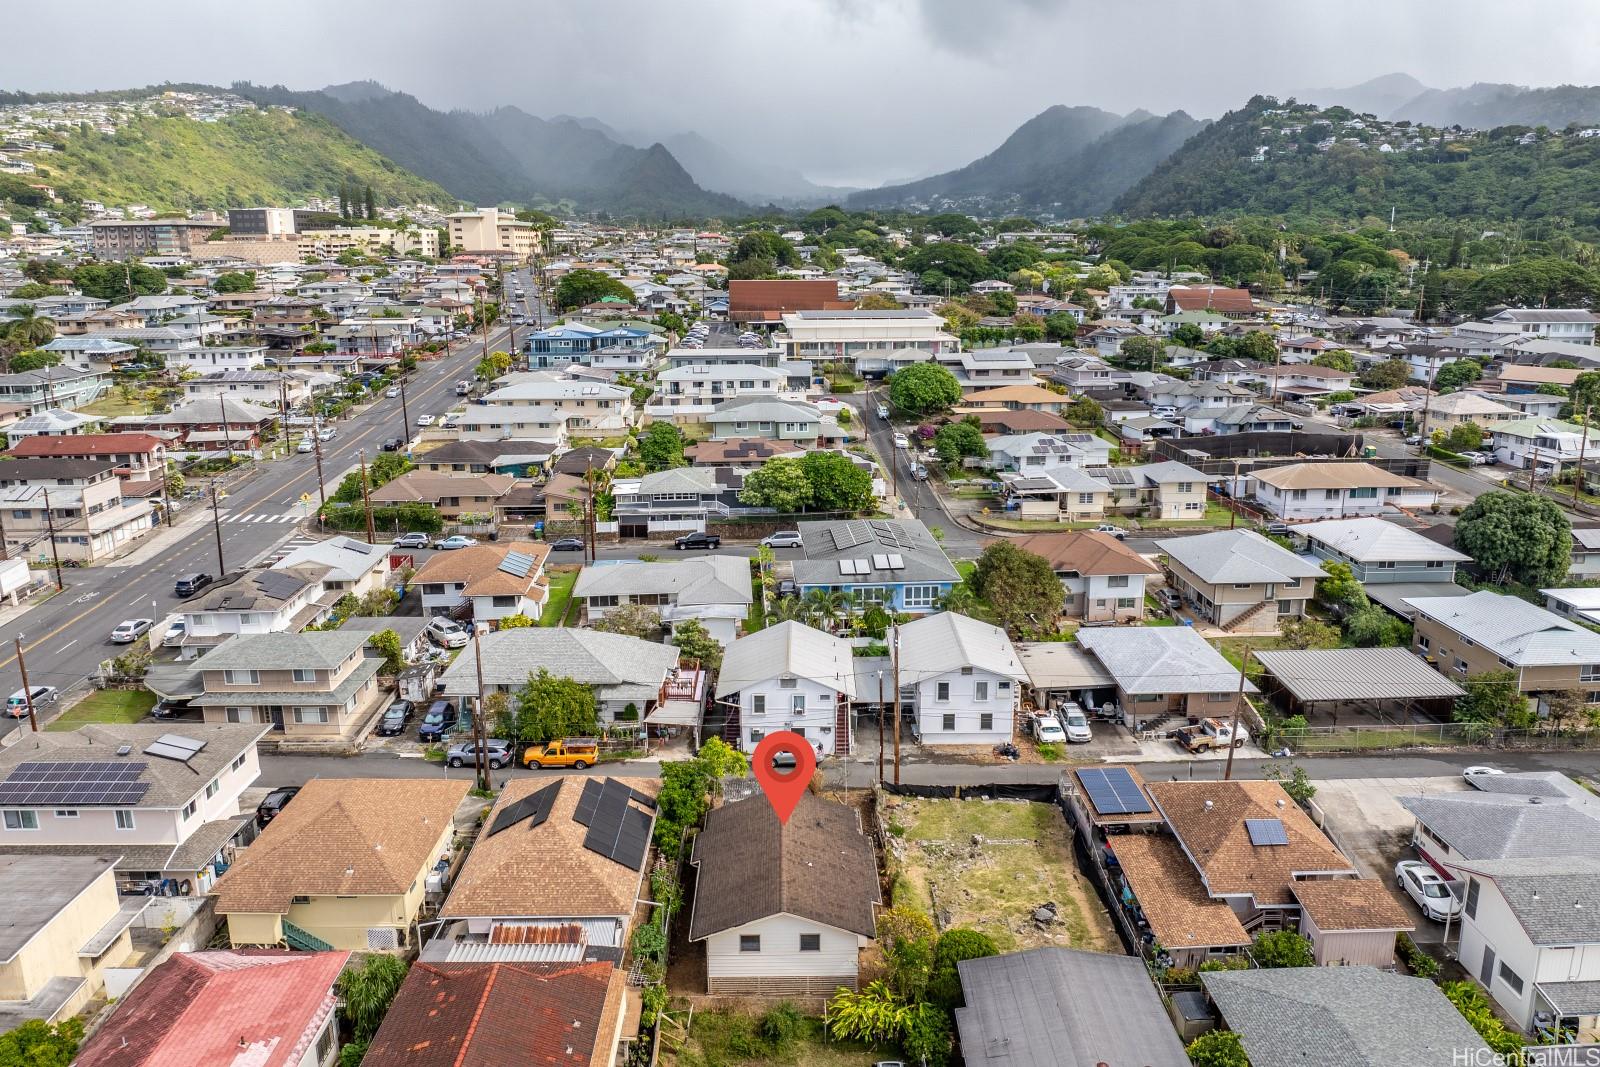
[792,518,959,614]
[524,323,659,368]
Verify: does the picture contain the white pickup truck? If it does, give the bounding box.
[1173,716,1249,752]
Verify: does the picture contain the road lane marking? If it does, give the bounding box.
[56,640,76,653]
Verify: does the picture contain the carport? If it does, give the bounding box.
[1016,641,1118,717]
[1252,647,1464,724]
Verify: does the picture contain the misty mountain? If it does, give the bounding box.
[234,82,747,217]
[847,104,1205,215]
[657,131,856,205]
[552,114,638,146]
[1292,72,1430,117]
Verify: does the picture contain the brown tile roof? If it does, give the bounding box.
[1148,780,1354,906]
[1170,287,1254,314]
[414,541,549,591]
[689,793,880,940]
[440,777,658,920]
[552,447,617,476]
[363,962,625,1067]
[685,437,805,466]
[1015,531,1161,577]
[541,472,589,506]
[7,432,164,457]
[1291,878,1414,932]
[1111,834,1250,950]
[962,385,1066,405]
[209,778,468,914]
[369,471,518,505]
[1250,462,1424,491]
[729,279,840,318]
[975,409,1071,435]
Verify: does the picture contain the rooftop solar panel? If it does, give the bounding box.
[486,780,562,838]
[498,551,537,579]
[145,734,206,762]
[573,778,604,827]
[1077,767,1152,816]
[1245,818,1289,846]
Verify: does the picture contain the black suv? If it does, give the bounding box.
[380,437,404,452]
[374,700,413,737]
[174,573,214,597]
[418,700,454,743]
[255,786,300,827]
[673,532,721,550]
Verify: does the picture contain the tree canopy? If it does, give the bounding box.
[638,422,687,472]
[888,363,962,416]
[1455,490,1571,586]
[553,268,635,311]
[499,669,598,744]
[971,542,1061,635]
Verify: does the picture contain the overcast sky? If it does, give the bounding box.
[12,0,1600,188]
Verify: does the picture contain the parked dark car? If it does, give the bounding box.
[548,536,585,551]
[174,573,214,597]
[418,700,454,743]
[777,578,798,598]
[374,700,413,737]
[673,532,721,550]
[255,786,300,827]
[380,437,404,452]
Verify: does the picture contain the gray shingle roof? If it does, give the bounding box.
[1158,529,1325,584]
[1297,517,1470,564]
[1398,792,1600,861]
[574,556,751,607]
[1077,626,1257,695]
[955,947,1189,1067]
[0,724,268,808]
[1457,857,1600,944]
[440,629,677,703]
[195,631,368,672]
[792,518,959,588]
[1202,967,1488,1067]
[894,612,1025,685]
[1403,590,1600,666]
[716,621,856,697]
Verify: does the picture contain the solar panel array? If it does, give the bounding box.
[1245,818,1289,846]
[1077,767,1152,815]
[144,734,206,763]
[486,780,562,838]
[256,570,309,602]
[581,779,652,871]
[0,761,150,806]
[573,778,604,827]
[498,551,538,579]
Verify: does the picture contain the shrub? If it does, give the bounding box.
[759,1003,805,1052]
[1396,932,1440,979]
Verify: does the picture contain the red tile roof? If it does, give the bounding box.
[74,950,350,1067]
[7,432,164,457]
[363,962,625,1067]
[1169,287,1255,314]
[729,279,840,319]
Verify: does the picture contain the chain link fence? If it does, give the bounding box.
[1277,722,1600,754]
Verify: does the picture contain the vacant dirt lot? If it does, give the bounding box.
[880,795,1117,953]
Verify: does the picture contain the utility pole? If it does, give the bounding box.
[470,623,490,793]
[1224,644,1250,781]
[0,509,9,561]
[876,669,885,785]
[277,376,289,456]
[1417,355,1440,450]
[218,393,235,466]
[208,483,226,575]
[1574,404,1592,505]
[14,637,37,732]
[40,488,63,591]
[311,429,328,510]
[397,373,411,446]
[891,622,902,785]
[358,450,376,545]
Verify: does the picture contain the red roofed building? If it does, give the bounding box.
[7,432,167,496]
[728,279,847,325]
[74,949,350,1067]
[363,961,629,1067]
[1166,286,1256,318]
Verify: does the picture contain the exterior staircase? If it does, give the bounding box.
[283,919,334,952]
[1223,599,1274,634]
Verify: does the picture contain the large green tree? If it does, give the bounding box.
[801,451,874,512]
[739,456,813,512]
[670,618,723,672]
[336,955,409,1042]
[553,269,635,311]
[0,1019,83,1067]
[888,363,962,416]
[933,420,986,465]
[72,262,167,303]
[1186,1030,1249,1067]
[212,270,257,293]
[638,422,686,472]
[1454,669,1533,728]
[503,669,598,743]
[971,541,1062,634]
[1455,490,1571,586]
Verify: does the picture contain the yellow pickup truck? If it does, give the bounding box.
[522,737,599,769]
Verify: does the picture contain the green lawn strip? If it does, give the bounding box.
[541,568,579,626]
[46,689,156,730]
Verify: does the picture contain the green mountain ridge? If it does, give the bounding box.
[21,107,454,214]
[1112,95,1600,236]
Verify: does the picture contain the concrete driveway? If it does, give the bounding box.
[1310,774,1469,944]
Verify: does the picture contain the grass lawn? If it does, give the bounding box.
[80,394,153,418]
[746,575,767,631]
[541,567,579,627]
[882,795,1117,954]
[46,689,155,731]
[663,1009,895,1067]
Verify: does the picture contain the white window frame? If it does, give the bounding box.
[4,810,38,830]
[223,669,259,686]
[115,810,136,830]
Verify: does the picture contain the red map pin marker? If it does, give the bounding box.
[751,730,815,825]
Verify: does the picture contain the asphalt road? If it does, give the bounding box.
[0,323,513,735]
[255,745,1600,789]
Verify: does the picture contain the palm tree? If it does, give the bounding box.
[939,584,979,617]
[1,306,56,373]
[770,596,808,623]
[800,588,834,627]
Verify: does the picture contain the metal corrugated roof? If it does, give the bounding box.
[1252,647,1463,704]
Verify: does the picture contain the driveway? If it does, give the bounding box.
[1311,774,1469,944]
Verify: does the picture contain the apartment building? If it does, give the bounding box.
[191,632,386,739]
[0,458,153,562]
[481,381,634,434]
[777,309,958,370]
[1407,590,1600,705]
[88,218,225,258]
[446,207,540,260]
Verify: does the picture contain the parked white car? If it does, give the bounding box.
[1395,859,1461,921]
[1060,703,1093,743]
[425,618,470,649]
[892,432,909,449]
[109,619,154,644]
[1029,713,1067,744]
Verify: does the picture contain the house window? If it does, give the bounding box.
[749,729,765,743]
[223,669,259,685]
[3,810,38,830]
[1582,665,1600,682]
[1232,583,1252,589]
[293,707,329,724]
[752,695,766,715]
[182,800,197,819]
[980,713,993,731]
[291,668,315,683]
[225,707,253,723]
[1278,599,1294,615]
[1207,692,1232,703]
[740,935,761,952]
[589,595,619,608]
[903,584,941,609]
[54,809,78,818]
[1417,635,1430,652]
[231,754,247,772]
[1177,482,1193,493]
[1350,487,1377,499]
[975,681,989,701]
[799,934,821,952]
[779,677,797,689]
[792,694,805,713]
[114,810,136,830]
[204,779,220,799]
[936,682,950,701]
[1454,658,1469,674]
[1117,597,1137,608]
[1077,493,1095,505]
[1465,877,1480,919]
[942,713,956,731]
[1498,962,1525,996]
[1107,575,1130,588]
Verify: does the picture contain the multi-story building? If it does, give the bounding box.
[653,364,784,411]
[1249,462,1440,521]
[1407,590,1600,706]
[715,621,856,755]
[226,207,298,236]
[480,380,634,435]
[190,632,386,740]
[5,432,166,496]
[1488,308,1600,345]
[0,457,153,562]
[88,217,225,258]
[1160,529,1323,633]
[896,612,1026,746]
[776,309,958,371]
[446,207,540,260]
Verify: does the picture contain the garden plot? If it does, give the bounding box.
[880,794,1117,953]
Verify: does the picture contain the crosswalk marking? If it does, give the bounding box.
[218,511,302,525]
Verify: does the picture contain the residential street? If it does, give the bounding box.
[0,323,514,735]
